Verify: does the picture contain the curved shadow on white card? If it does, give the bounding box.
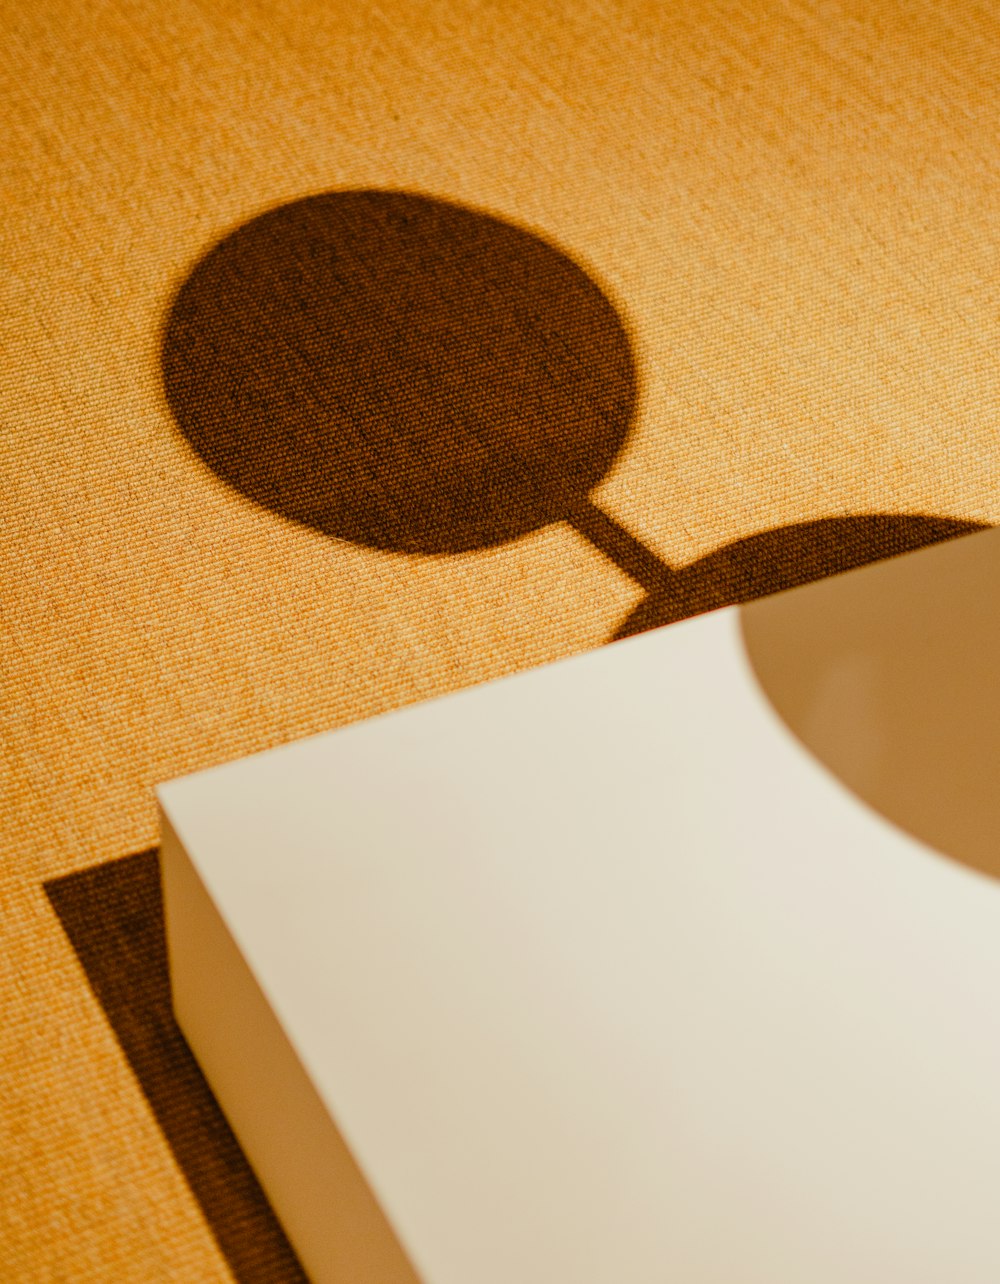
[740,525,1000,882]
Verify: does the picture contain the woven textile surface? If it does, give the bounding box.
[3,2,999,1278]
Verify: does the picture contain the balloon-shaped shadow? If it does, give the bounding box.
[163,190,982,638]
[163,189,636,556]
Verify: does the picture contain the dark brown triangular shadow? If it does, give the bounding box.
[44,852,307,1284]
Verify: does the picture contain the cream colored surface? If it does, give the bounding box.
[4,2,1000,1276]
[160,816,421,1284]
[160,588,1000,1284]
[743,523,1000,880]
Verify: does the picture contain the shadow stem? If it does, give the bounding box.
[566,498,680,595]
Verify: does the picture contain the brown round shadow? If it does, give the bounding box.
[162,190,636,555]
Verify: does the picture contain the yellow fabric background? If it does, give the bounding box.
[3,1,998,1277]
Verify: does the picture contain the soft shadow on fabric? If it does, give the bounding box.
[162,189,981,640]
[611,514,985,639]
[44,852,307,1284]
[162,189,637,557]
